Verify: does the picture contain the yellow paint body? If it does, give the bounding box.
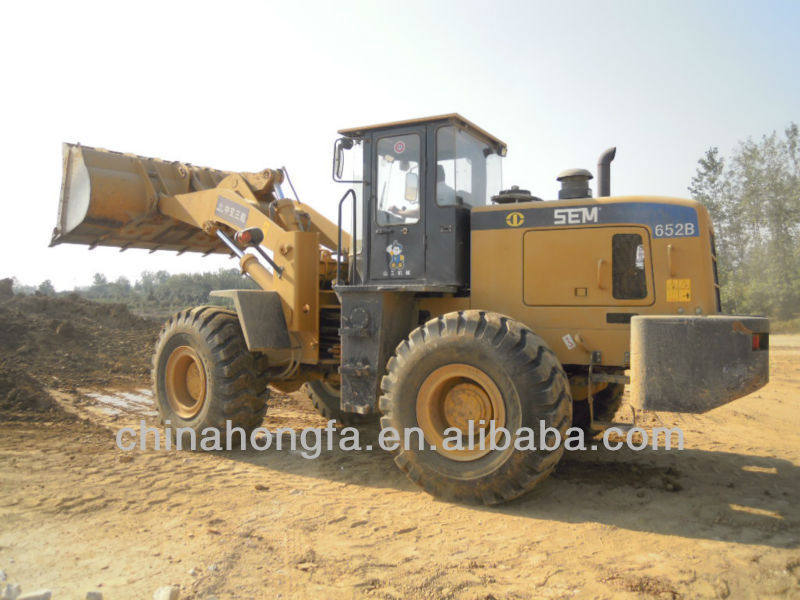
[467,196,718,367]
[53,143,718,376]
[417,195,718,370]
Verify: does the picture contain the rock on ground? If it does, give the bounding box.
[153,585,180,600]
[1,583,21,600]
[17,591,52,600]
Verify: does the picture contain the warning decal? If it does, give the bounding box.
[562,333,577,350]
[666,279,692,302]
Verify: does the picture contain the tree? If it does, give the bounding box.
[69,267,257,315]
[108,276,132,301]
[37,280,56,295]
[690,123,800,320]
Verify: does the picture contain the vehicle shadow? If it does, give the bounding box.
[218,427,800,549]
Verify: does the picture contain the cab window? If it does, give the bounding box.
[436,126,502,208]
[612,233,647,299]
[376,134,420,225]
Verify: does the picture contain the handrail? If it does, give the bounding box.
[336,188,357,286]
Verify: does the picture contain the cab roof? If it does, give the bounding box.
[338,113,507,155]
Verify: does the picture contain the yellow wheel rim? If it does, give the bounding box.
[165,345,207,419]
[416,363,506,461]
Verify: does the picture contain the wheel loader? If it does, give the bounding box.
[52,114,769,504]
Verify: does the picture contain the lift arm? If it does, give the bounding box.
[52,143,350,363]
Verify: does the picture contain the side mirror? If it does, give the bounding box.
[332,137,354,182]
[405,172,419,202]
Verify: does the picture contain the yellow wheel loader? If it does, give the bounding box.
[53,114,769,504]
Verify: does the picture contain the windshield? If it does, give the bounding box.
[436,125,502,207]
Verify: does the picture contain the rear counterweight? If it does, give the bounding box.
[630,315,769,413]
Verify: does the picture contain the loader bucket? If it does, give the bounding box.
[52,143,231,254]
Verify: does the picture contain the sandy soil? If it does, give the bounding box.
[1,331,799,598]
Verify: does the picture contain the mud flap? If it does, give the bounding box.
[209,289,291,351]
[630,315,769,413]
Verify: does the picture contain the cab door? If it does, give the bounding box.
[367,129,426,283]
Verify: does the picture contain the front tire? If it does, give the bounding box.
[379,311,571,505]
[152,306,269,440]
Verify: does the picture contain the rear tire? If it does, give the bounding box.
[152,306,269,442]
[379,310,571,505]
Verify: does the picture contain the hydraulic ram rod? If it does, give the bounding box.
[216,230,274,291]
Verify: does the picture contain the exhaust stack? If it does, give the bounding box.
[597,147,616,197]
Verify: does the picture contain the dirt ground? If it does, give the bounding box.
[0,294,799,599]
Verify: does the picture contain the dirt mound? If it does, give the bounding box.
[0,291,161,418]
[0,368,53,414]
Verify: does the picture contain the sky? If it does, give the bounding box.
[1,0,798,290]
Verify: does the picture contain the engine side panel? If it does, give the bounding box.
[470,196,718,368]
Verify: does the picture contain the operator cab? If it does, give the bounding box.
[334,114,505,291]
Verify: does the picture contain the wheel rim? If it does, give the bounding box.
[416,363,506,461]
[165,345,207,419]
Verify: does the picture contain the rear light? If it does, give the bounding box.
[752,333,769,351]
